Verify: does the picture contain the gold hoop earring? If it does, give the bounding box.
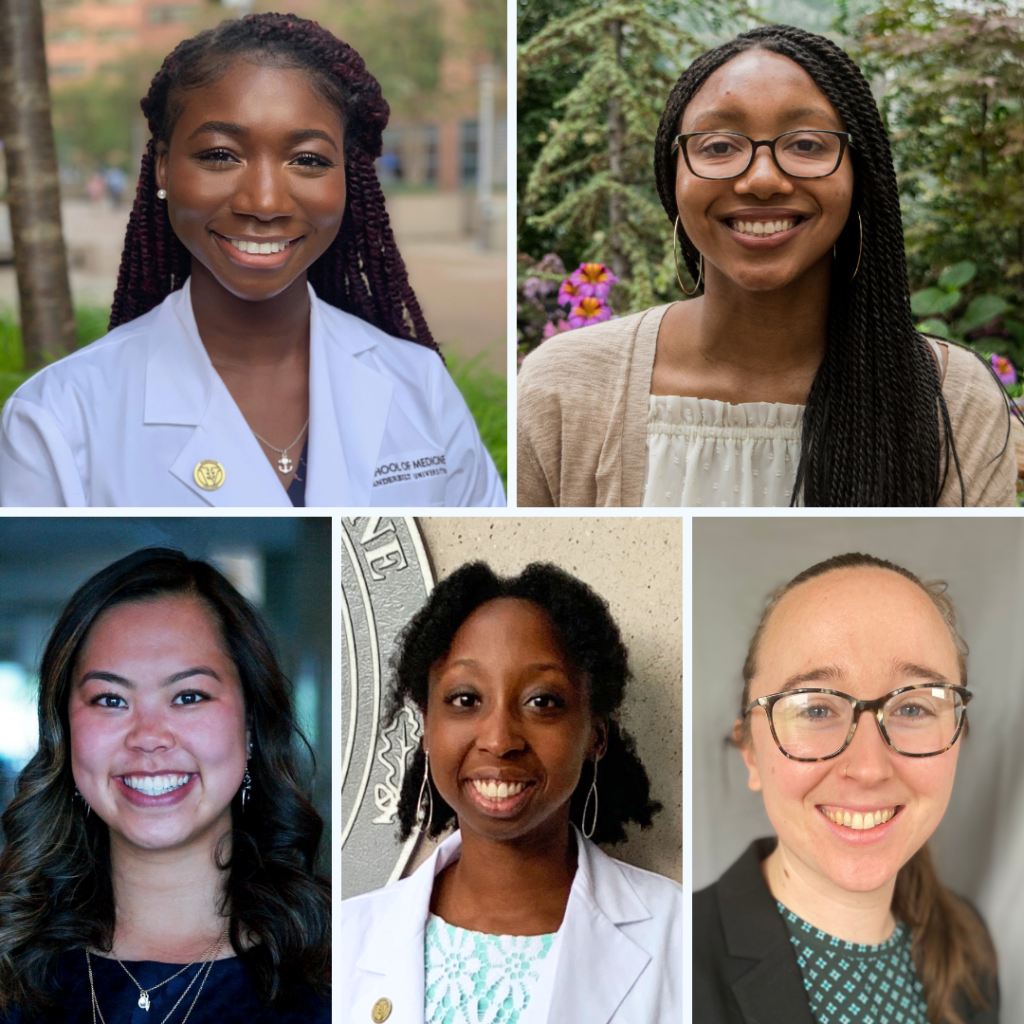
[674,215,702,295]
[834,211,863,284]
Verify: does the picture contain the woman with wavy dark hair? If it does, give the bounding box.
[518,24,1019,507]
[696,553,998,1023]
[0,547,330,1022]
[340,561,682,1024]
[0,13,503,508]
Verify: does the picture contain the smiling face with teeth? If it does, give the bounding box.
[154,59,346,305]
[424,598,605,847]
[736,566,962,910]
[69,596,249,856]
[675,49,854,296]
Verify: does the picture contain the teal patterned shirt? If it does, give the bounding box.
[777,902,928,1024]
[424,914,555,1024]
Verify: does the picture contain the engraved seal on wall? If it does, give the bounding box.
[340,517,433,898]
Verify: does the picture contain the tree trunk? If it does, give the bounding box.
[0,0,76,368]
[607,18,626,281]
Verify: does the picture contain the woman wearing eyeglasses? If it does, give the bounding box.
[517,24,1019,507]
[695,553,998,1024]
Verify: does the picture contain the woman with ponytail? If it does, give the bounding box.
[0,13,503,508]
[340,561,682,1023]
[695,553,998,1024]
[517,24,1018,507]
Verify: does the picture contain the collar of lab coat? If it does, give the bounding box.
[143,277,392,506]
[356,826,653,1024]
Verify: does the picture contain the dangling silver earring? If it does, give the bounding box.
[674,215,702,296]
[241,741,252,810]
[834,211,863,284]
[156,188,167,199]
[581,760,599,840]
[74,786,91,818]
[416,750,433,834]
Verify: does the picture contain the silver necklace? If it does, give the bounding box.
[251,417,309,474]
[86,934,225,1023]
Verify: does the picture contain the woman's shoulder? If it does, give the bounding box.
[933,340,1020,506]
[314,298,444,378]
[585,841,683,917]
[518,304,671,394]
[941,341,1005,402]
[6,306,157,411]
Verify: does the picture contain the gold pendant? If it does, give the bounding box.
[277,454,293,474]
[139,991,151,1011]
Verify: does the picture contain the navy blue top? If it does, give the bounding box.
[286,435,308,508]
[5,951,329,1023]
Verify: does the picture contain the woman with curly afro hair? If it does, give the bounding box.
[0,13,503,509]
[518,24,1020,508]
[341,561,682,1024]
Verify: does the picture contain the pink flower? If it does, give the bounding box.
[557,278,581,308]
[542,318,571,339]
[568,297,612,329]
[570,262,618,300]
[991,353,1017,385]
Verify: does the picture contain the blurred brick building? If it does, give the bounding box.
[40,0,506,196]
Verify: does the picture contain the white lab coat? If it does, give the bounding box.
[0,278,505,507]
[340,828,683,1024]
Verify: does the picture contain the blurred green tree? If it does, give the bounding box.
[519,0,692,310]
[517,0,747,310]
[51,53,157,175]
[465,0,507,67]
[313,0,445,120]
[853,0,1024,310]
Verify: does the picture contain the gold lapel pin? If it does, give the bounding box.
[371,997,392,1022]
[193,460,226,491]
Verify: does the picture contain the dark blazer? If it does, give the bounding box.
[693,838,1000,1024]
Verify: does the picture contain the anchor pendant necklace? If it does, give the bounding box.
[251,417,309,475]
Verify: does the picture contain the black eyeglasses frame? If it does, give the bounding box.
[742,682,972,761]
[672,129,854,180]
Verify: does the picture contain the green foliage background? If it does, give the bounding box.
[518,0,1024,373]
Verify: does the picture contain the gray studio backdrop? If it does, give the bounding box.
[0,517,331,868]
[693,516,1024,1021]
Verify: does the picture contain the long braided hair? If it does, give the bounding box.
[655,25,973,506]
[109,13,437,356]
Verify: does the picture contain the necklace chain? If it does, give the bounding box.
[114,931,222,1006]
[251,417,309,474]
[87,932,226,1024]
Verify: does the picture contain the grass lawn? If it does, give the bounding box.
[0,304,508,490]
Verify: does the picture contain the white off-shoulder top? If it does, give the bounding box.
[642,395,802,507]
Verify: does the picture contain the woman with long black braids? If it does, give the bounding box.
[0,13,503,508]
[518,24,1019,507]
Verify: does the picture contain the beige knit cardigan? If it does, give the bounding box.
[517,303,1019,507]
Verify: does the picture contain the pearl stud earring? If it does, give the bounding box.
[157,189,167,199]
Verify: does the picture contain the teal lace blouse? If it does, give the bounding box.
[423,914,556,1024]
[778,902,928,1024]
